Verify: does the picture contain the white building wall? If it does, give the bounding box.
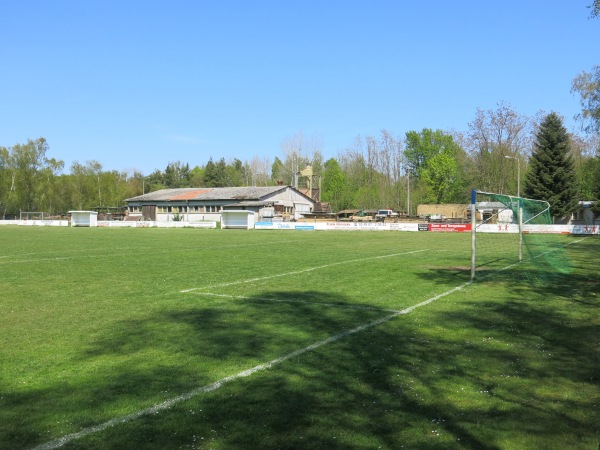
[156,212,222,222]
[265,188,314,219]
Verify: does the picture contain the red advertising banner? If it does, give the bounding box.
[429,223,472,232]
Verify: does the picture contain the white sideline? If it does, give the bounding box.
[0,240,290,265]
[474,236,587,281]
[29,238,589,449]
[32,277,471,450]
[180,249,427,293]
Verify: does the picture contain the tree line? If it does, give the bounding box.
[2,69,600,219]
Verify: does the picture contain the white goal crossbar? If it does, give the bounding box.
[19,211,46,220]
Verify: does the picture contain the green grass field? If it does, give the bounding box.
[0,226,598,449]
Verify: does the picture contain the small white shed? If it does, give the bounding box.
[221,210,256,229]
[69,211,98,227]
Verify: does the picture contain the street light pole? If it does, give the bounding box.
[505,155,522,261]
[504,155,520,197]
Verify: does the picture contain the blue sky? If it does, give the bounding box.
[1,1,597,175]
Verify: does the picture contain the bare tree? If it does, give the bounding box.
[466,103,533,194]
[250,155,271,186]
[278,131,323,185]
[381,129,404,183]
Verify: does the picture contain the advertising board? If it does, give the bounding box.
[429,223,472,232]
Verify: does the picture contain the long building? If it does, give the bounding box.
[125,186,315,223]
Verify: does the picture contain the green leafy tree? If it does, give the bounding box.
[404,129,440,177]
[404,129,466,203]
[572,65,600,134]
[588,139,600,215]
[271,157,284,183]
[226,158,246,186]
[524,112,579,220]
[204,157,228,187]
[204,158,217,187]
[122,170,145,199]
[13,138,51,211]
[570,135,598,199]
[0,138,64,216]
[52,173,74,214]
[338,148,370,208]
[355,184,380,209]
[0,145,12,217]
[420,150,459,203]
[189,165,205,187]
[321,158,351,211]
[144,169,166,193]
[593,161,600,216]
[215,158,228,186]
[309,150,324,180]
[37,158,65,215]
[589,0,599,17]
[578,157,600,199]
[164,161,191,188]
[571,66,600,213]
[69,160,103,210]
[98,170,132,208]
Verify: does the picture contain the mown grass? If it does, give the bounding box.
[0,226,597,449]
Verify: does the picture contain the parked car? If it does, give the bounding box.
[375,209,399,221]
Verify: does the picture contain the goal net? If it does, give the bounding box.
[19,211,46,220]
[470,190,572,282]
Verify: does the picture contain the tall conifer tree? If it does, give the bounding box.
[524,112,578,220]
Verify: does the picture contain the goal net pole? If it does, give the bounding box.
[470,192,476,281]
[19,211,45,220]
[472,189,525,281]
[518,197,523,262]
[470,189,565,282]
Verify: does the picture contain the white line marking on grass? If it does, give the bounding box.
[192,292,403,313]
[0,241,294,264]
[475,236,587,281]
[0,253,120,264]
[0,256,93,264]
[398,281,472,314]
[32,277,470,450]
[30,239,587,449]
[180,249,427,293]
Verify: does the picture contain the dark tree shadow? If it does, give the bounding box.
[2,263,598,449]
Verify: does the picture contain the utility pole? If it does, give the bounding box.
[505,155,522,261]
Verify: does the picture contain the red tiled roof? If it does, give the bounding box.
[170,189,211,200]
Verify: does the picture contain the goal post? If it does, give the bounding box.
[19,211,46,220]
[470,190,564,281]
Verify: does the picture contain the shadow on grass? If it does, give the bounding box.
[2,283,598,449]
